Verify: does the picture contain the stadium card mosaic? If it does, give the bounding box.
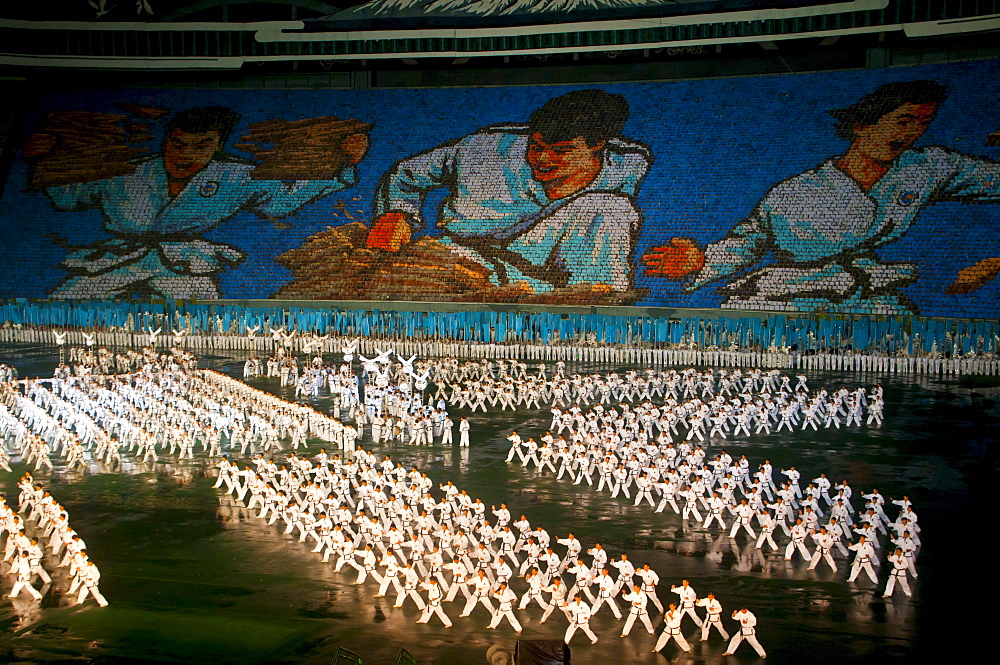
[1,59,998,316]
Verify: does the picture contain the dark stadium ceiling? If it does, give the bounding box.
[0,1,843,23]
[0,0,997,68]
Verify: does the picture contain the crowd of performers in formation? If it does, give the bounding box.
[244,338,888,454]
[2,348,365,475]
[1,475,107,608]
[207,355,912,656]
[0,340,917,657]
[0,320,995,375]
[500,405,918,599]
[216,447,770,656]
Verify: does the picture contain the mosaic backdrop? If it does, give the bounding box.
[1,58,999,317]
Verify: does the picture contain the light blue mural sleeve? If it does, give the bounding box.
[249,166,358,218]
[43,179,108,211]
[684,209,771,292]
[936,149,1000,202]
[372,142,459,226]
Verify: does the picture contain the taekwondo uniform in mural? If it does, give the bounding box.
[43,159,357,300]
[688,146,1000,314]
[368,90,652,296]
[31,105,368,300]
[642,79,1000,315]
[374,125,650,294]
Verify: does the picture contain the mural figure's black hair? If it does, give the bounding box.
[163,106,242,144]
[829,80,947,139]
[529,90,629,146]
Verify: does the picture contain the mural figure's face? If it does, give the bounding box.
[526,132,603,183]
[163,129,221,181]
[852,102,937,164]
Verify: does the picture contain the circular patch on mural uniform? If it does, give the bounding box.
[897,190,918,206]
[200,181,220,197]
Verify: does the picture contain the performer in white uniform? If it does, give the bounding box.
[653,604,691,654]
[620,583,656,637]
[671,580,703,628]
[564,596,600,645]
[724,607,767,658]
[487,581,522,632]
[882,547,913,598]
[697,592,730,642]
